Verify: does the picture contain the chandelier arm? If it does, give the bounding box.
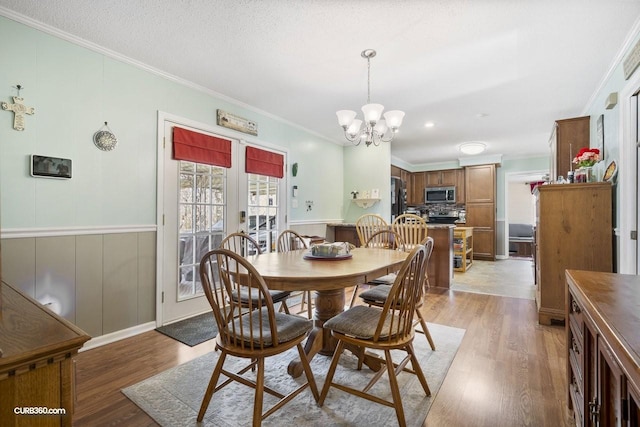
[378,131,395,143]
[343,129,363,145]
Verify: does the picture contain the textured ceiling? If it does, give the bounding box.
[1,0,639,166]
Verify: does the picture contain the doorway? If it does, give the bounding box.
[156,113,287,325]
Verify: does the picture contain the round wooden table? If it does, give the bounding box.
[245,247,408,377]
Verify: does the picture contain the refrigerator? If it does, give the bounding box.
[391,176,407,221]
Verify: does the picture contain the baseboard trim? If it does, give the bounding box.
[80,321,156,352]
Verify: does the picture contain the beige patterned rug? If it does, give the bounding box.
[122,322,464,427]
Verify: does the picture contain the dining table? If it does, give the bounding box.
[244,247,408,377]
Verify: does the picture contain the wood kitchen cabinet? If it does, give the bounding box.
[566,270,640,427]
[535,183,612,325]
[410,172,425,205]
[549,116,590,182]
[464,164,496,260]
[425,169,457,186]
[454,168,465,203]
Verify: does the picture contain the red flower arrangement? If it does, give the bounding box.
[573,147,600,168]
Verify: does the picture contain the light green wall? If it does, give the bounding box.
[0,15,344,229]
[343,142,392,223]
[584,32,640,207]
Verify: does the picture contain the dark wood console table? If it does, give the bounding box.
[0,281,90,426]
[565,270,640,426]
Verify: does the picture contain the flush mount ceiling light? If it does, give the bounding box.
[424,122,435,128]
[336,49,405,147]
[458,142,486,155]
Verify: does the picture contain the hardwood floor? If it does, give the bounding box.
[73,288,573,426]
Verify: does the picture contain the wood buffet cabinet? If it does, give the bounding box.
[534,183,612,325]
[0,281,90,426]
[566,270,640,426]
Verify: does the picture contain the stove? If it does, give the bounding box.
[428,209,459,224]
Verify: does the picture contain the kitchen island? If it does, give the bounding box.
[327,223,454,288]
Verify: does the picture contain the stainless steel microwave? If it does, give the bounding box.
[425,186,456,204]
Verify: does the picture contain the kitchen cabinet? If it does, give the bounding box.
[549,116,590,182]
[566,270,640,426]
[410,172,425,205]
[535,183,612,325]
[454,169,465,203]
[425,169,457,187]
[464,164,496,260]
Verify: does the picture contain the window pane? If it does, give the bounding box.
[195,175,210,203]
[179,205,193,233]
[177,160,226,301]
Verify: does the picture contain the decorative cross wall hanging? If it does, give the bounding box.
[2,85,35,131]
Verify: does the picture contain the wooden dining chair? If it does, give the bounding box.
[318,244,431,427]
[198,248,319,425]
[277,229,313,318]
[359,236,436,351]
[220,232,291,314]
[392,213,428,250]
[355,213,388,247]
[347,229,405,308]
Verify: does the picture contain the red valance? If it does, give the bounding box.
[245,146,284,178]
[172,127,231,168]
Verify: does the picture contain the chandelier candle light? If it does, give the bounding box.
[336,49,405,147]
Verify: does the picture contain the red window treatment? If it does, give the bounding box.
[245,146,284,178]
[172,127,231,168]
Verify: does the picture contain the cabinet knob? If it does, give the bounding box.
[571,300,581,314]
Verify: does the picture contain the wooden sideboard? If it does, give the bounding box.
[0,281,90,426]
[566,270,640,426]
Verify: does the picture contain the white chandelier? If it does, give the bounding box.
[336,49,405,147]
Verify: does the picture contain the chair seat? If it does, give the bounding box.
[367,273,396,285]
[359,284,392,304]
[230,310,312,346]
[324,305,408,340]
[231,288,292,305]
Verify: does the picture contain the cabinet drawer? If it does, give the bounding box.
[568,293,583,342]
[568,326,583,390]
[569,365,584,426]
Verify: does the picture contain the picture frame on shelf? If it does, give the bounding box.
[596,114,604,160]
[371,188,380,198]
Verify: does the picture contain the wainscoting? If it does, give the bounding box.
[1,227,156,338]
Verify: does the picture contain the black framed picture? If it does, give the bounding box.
[596,114,604,160]
[31,155,72,179]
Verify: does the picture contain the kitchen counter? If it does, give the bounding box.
[327,223,453,288]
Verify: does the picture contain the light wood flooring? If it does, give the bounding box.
[73,262,572,427]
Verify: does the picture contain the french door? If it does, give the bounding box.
[158,116,286,325]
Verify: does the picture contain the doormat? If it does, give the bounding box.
[156,312,218,347]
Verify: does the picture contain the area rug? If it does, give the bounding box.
[123,322,465,427]
[155,312,218,347]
